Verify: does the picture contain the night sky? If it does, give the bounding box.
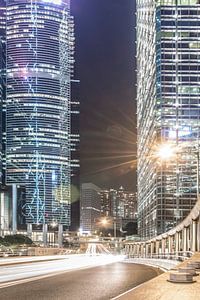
[71,0,137,191]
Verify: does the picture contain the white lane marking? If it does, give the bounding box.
[110,282,146,300]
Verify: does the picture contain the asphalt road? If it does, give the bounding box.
[0,262,162,300]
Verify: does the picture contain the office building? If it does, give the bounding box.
[80,183,101,234]
[0,0,76,237]
[70,79,80,231]
[100,187,137,230]
[137,0,200,238]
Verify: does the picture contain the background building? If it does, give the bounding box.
[137,0,200,238]
[100,187,137,233]
[80,183,101,234]
[0,0,78,239]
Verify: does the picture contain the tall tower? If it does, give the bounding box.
[137,0,200,238]
[4,0,74,229]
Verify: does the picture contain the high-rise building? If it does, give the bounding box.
[0,0,76,234]
[80,183,101,234]
[100,187,137,230]
[70,79,80,231]
[137,0,200,238]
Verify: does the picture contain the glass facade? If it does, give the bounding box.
[137,0,200,238]
[2,0,75,226]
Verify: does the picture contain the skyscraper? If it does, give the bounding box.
[80,183,101,234]
[100,187,137,231]
[0,0,76,234]
[137,0,200,238]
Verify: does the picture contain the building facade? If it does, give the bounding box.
[100,187,137,230]
[137,0,200,238]
[80,183,101,234]
[0,0,76,234]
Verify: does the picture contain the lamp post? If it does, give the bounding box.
[99,217,117,239]
[156,142,200,200]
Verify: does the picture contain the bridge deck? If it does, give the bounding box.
[114,253,200,300]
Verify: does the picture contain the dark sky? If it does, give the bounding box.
[71,0,137,191]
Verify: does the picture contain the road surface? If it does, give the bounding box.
[0,258,162,300]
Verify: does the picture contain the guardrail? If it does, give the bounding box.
[0,249,28,257]
[125,197,200,259]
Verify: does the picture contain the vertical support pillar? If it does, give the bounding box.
[126,245,129,256]
[131,245,134,257]
[156,240,160,257]
[141,243,144,257]
[145,243,147,258]
[150,242,154,258]
[136,244,139,257]
[197,216,200,252]
[27,224,32,239]
[169,235,174,254]
[161,239,166,257]
[183,227,187,253]
[175,232,179,255]
[192,220,197,252]
[58,224,63,248]
[12,184,17,234]
[133,244,136,256]
[43,224,48,246]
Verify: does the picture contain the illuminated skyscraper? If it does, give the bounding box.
[137,0,200,238]
[0,0,75,233]
[80,183,101,234]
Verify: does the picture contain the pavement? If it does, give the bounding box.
[113,253,200,300]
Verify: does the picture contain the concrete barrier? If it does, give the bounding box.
[27,247,66,256]
[168,272,194,283]
[178,267,197,276]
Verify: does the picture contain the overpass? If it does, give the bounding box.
[125,197,200,259]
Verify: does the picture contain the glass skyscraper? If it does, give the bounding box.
[0,0,76,230]
[137,0,200,238]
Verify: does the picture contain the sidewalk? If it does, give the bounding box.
[113,253,200,300]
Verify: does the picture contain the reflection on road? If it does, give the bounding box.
[0,254,125,288]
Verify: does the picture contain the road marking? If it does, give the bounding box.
[111,282,146,300]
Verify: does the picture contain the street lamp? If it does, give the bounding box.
[156,143,175,161]
[156,142,200,199]
[99,217,117,239]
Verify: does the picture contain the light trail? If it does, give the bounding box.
[0,254,125,288]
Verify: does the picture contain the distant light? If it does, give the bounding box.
[101,218,108,226]
[51,221,58,228]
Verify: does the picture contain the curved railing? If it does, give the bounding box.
[125,197,200,259]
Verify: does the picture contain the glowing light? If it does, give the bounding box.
[157,144,175,160]
[51,221,57,228]
[101,218,108,226]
